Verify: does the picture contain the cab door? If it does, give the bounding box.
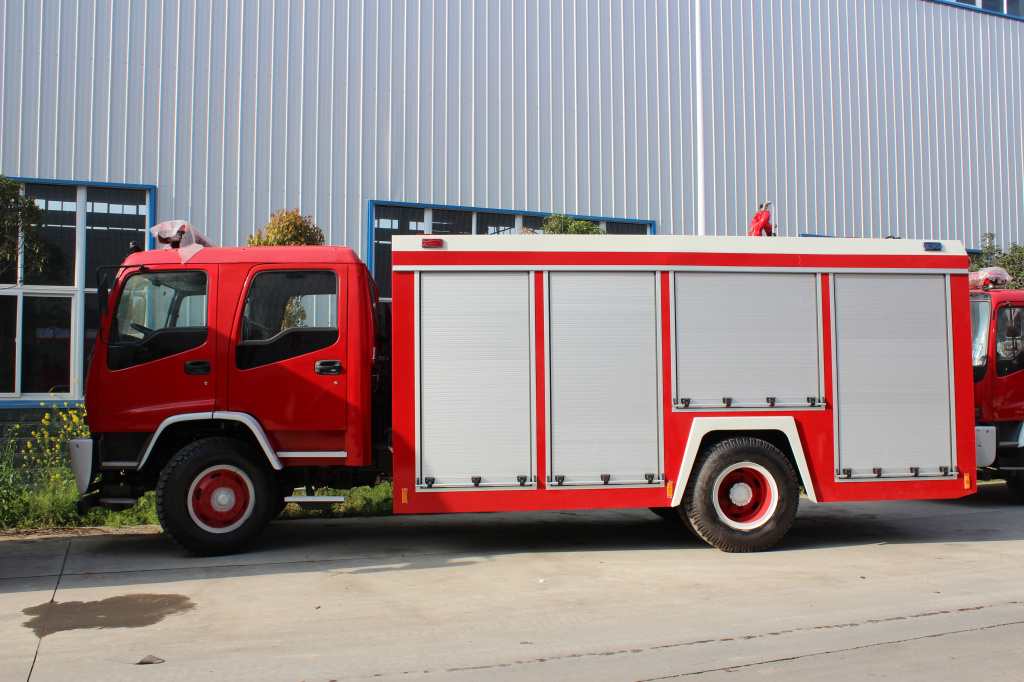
[99,267,216,432]
[992,304,1024,422]
[227,266,348,458]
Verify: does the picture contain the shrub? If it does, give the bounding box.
[540,213,603,235]
[247,208,325,246]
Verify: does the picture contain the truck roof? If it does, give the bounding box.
[971,288,1024,303]
[123,245,362,267]
[393,234,969,258]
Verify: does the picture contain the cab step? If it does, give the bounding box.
[284,495,346,510]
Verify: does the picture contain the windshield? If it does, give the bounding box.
[971,299,991,367]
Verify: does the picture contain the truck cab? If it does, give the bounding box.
[971,287,1024,498]
[74,245,384,553]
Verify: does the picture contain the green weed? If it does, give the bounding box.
[0,404,158,530]
[277,482,393,519]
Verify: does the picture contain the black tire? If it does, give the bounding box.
[648,506,698,536]
[156,437,275,556]
[1007,472,1024,503]
[683,437,799,553]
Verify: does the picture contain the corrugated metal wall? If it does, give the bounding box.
[1,0,1021,251]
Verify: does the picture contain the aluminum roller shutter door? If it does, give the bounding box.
[833,274,953,477]
[548,272,660,484]
[674,272,820,408]
[419,272,533,486]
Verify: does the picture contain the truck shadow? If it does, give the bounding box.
[2,483,1021,593]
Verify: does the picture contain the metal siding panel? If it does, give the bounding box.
[315,0,334,229]
[139,0,162,190]
[89,0,112,180]
[548,272,660,484]
[514,0,529,210]
[419,272,533,485]
[561,1,577,213]
[204,0,227,241]
[53,0,79,180]
[675,272,820,407]
[444,0,461,204]
[121,0,146,182]
[573,1,590,212]
[106,0,130,182]
[299,0,319,213]
[231,0,257,244]
[190,1,212,233]
[18,0,41,176]
[36,0,60,178]
[834,274,952,476]
[430,0,446,202]
[500,0,515,209]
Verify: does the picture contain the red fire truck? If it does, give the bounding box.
[70,234,976,555]
[969,274,1024,499]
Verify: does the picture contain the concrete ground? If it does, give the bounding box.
[2,482,1023,682]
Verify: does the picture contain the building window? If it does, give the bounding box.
[431,209,473,235]
[369,203,653,300]
[1,180,153,402]
[25,183,77,287]
[477,212,517,235]
[606,222,650,235]
[956,0,1023,17]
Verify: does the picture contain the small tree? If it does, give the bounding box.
[0,175,46,285]
[539,213,604,235]
[248,208,326,329]
[247,208,325,246]
[971,233,1024,289]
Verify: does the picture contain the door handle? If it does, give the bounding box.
[315,359,343,375]
[184,360,211,375]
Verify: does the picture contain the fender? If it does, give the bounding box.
[669,416,818,507]
[138,411,284,471]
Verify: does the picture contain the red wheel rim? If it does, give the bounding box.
[712,462,778,530]
[187,466,255,534]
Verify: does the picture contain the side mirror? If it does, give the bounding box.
[98,273,110,316]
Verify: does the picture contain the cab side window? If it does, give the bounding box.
[236,270,338,370]
[995,306,1024,377]
[107,271,208,370]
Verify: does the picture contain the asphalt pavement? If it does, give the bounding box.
[2,482,1023,681]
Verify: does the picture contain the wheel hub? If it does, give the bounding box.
[211,487,236,512]
[712,461,780,531]
[187,465,255,534]
[728,481,753,507]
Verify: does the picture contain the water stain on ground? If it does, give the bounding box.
[22,594,195,638]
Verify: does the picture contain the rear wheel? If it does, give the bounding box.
[683,437,799,552]
[156,437,275,556]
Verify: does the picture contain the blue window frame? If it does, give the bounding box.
[367,200,655,299]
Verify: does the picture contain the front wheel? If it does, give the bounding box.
[683,437,799,552]
[156,437,275,556]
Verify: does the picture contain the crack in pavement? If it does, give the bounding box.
[26,538,71,682]
[637,619,1024,680]
[421,601,1023,677]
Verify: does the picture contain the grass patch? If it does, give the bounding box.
[278,482,393,519]
[0,455,159,530]
[1,403,391,530]
[1,404,158,530]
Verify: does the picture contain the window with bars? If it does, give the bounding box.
[1,181,152,401]
[370,203,652,299]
